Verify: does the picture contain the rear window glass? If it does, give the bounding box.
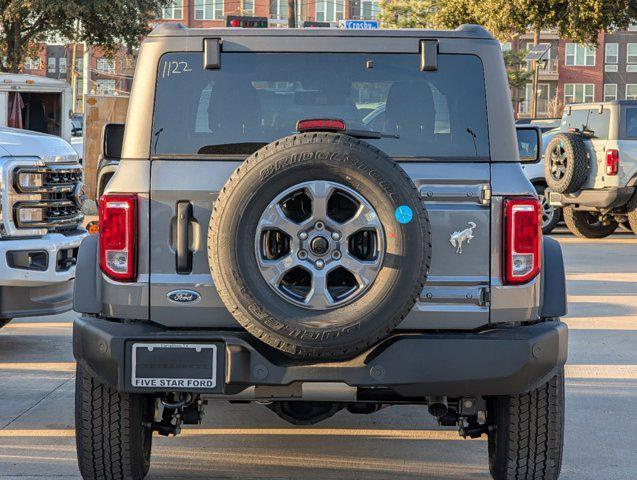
[624,108,637,137]
[561,108,610,139]
[151,52,489,159]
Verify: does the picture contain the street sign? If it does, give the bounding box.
[524,43,551,61]
[340,19,379,29]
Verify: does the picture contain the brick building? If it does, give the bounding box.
[511,28,637,119]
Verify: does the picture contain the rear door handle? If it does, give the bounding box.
[176,201,193,274]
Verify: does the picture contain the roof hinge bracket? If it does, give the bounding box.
[204,38,221,69]
[420,39,439,71]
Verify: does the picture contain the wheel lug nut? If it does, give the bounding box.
[298,250,308,260]
[315,259,325,269]
[331,231,341,241]
[315,221,324,230]
[299,231,308,240]
[332,250,341,260]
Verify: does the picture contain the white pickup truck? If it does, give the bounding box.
[0,127,86,327]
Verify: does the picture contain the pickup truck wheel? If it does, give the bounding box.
[209,132,431,359]
[544,133,589,194]
[487,368,564,480]
[627,193,637,235]
[535,185,561,234]
[75,364,154,480]
[563,207,618,238]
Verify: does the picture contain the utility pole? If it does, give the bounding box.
[287,0,296,28]
[82,41,91,112]
[530,29,540,120]
[70,20,79,114]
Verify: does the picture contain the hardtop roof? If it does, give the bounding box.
[148,22,494,40]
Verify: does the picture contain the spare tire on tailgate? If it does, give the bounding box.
[544,132,589,193]
[208,133,431,359]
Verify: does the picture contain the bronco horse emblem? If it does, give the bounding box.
[449,222,477,254]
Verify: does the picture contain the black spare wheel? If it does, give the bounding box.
[208,133,431,359]
[544,132,589,194]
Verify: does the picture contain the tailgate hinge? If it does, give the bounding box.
[480,185,492,206]
[479,287,490,307]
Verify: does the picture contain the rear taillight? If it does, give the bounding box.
[98,193,137,281]
[606,149,619,175]
[503,197,541,284]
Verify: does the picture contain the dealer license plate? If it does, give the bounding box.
[131,343,218,389]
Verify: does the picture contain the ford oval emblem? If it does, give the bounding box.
[167,289,201,304]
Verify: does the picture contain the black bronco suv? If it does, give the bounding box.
[73,24,568,480]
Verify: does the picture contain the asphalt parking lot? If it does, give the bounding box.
[0,228,636,480]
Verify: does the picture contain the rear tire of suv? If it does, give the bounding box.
[75,364,154,480]
[544,133,589,194]
[627,193,637,236]
[488,368,564,480]
[563,207,618,238]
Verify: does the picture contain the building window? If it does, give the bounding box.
[47,57,56,73]
[59,57,67,75]
[243,0,254,15]
[605,43,618,72]
[24,57,42,70]
[96,79,116,95]
[500,42,512,52]
[564,83,594,104]
[161,0,183,20]
[269,0,288,20]
[315,0,344,22]
[604,84,617,102]
[565,43,595,66]
[626,84,637,100]
[194,0,222,19]
[627,44,637,72]
[96,58,116,74]
[360,0,380,20]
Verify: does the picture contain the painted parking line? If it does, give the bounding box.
[2,322,72,329]
[564,317,637,330]
[0,362,635,379]
[565,364,637,379]
[566,272,637,281]
[0,362,75,372]
[0,428,483,441]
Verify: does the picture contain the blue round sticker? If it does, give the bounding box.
[395,205,413,224]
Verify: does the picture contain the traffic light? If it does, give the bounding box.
[302,21,331,28]
[226,16,268,28]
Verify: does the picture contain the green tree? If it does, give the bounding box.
[504,50,533,109]
[434,0,637,45]
[380,0,637,45]
[0,0,172,73]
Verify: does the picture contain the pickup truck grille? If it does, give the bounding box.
[12,164,84,232]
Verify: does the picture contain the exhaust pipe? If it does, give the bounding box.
[427,396,449,418]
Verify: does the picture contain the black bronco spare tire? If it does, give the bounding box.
[208,133,431,359]
[544,132,589,194]
[627,192,637,235]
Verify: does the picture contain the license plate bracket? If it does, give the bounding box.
[131,343,219,391]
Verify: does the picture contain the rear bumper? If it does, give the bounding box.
[74,317,568,398]
[548,187,633,209]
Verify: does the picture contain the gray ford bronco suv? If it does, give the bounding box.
[73,24,568,480]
